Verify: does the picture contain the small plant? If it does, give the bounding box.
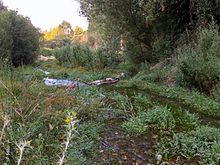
[157,126,220,164]
[122,106,175,135]
[58,111,78,165]
[172,109,200,131]
[131,93,153,112]
[111,92,136,118]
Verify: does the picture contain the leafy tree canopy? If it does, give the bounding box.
[0,6,40,66]
[77,0,220,64]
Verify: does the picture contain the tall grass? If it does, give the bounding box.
[0,64,101,164]
[120,79,220,117]
[54,44,110,69]
[176,24,220,92]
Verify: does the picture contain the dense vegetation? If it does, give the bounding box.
[1,0,220,164]
[0,4,40,67]
[77,0,220,64]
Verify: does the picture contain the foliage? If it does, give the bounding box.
[151,35,172,61]
[78,0,220,65]
[1,53,220,164]
[54,44,93,68]
[0,9,40,67]
[157,126,220,164]
[109,92,136,119]
[211,83,220,102]
[39,47,54,57]
[41,21,86,48]
[54,44,116,69]
[71,86,106,121]
[131,66,169,84]
[120,79,220,117]
[131,93,153,111]
[108,91,153,119]
[172,109,200,131]
[66,122,101,164]
[42,21,72,42]
[124,38,152,65]
[0,65,103,164]
[122,106,176,135]
[177,24,220,91]
[0,10,13,64]
[43,38,71,49]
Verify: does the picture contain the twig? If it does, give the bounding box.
[16,139,32,165]
[0,114,10,143]
[58,114,78,165]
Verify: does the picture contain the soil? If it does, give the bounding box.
[98,119,156,165]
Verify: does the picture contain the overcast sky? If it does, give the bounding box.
[3,0,88,31]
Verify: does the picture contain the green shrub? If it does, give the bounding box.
[95,48,108,69]
[120,80,220,117]
[68,122,101,164]
[122,113,148,135]
[172,109,200,131]
[54,45,81,67]
[39,47,54,57]
[131,93,153,111]
[122,106,175,135]
[110,92,135,118]
[211,84,220,102]
[118,61,139,76]
[0,9,40,67]
[151,35,172,61]
[131,69,167,83]
[157,126,220,164]
[177,24,220,91]
[54,44,111,69]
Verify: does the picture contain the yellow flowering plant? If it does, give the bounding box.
[59,110,79,165]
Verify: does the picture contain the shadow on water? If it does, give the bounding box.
[103,85,220,128]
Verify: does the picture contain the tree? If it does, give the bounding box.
[42,20,73,41]
[59,20,72,35]
[71,26,84,43]
[0,10,13,63]
[74,26,83,36]
[0,0,4,10]
[77,0,220,64]
[0,9,40,66]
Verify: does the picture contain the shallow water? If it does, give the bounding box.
[43,78,73,86]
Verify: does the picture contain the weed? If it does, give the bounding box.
[157,126,220,164]
[122,106,175,135]
[120,80,220,117]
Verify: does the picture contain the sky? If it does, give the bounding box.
[3,0,88,31]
